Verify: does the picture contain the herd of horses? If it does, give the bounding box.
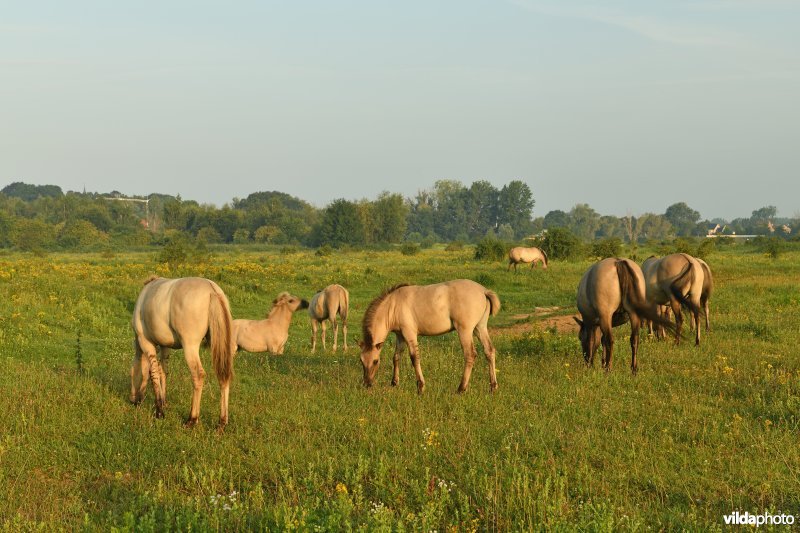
[129,246,712,429]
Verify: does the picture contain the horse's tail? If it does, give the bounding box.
[615,260,675,335]
[669,260,703,316]
[485,290,501,317]
[339,289,349,322]
[540,247,548,267]
[209,290,234,384]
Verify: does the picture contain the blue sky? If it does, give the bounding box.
[2,0,799,219]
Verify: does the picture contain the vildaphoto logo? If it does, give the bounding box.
[723,511,795,527]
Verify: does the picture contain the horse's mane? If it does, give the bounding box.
[267,292,291,318]
[362,283,409,347]
[143,275,160,286]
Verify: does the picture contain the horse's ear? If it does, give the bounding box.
[375,342,384,350]
[573,317,583,327]
[357,340,365,349]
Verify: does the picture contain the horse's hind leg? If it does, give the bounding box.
[130,338,150,405]
[703,298,711,332]
[456,327,478,393]
[321,320,328,351]
[669,299,683,345]
[477,324,498,392]
[158,347,170,402]
[311,320,318,352]
[599,318,614,371]
[136,335,165,417]
[341,314,348,351]
[183,344,206,427]
[391,334,407,386]
[629,315,641,375]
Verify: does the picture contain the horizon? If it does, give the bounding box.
[3,1,798,220]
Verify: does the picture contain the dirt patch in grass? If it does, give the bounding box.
[495,307,580,335]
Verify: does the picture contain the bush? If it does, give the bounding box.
[420,236,436,249]
[196,227,222,244]
[316,244,333,257]
[763,237,786,259]
[591,237,622,259]
[400,242,419,256]
[280,245,300,255]
[474,237,508,261]
[232,228,251,244]
[694,238,716,259]
[445,241,464,252]
[156,235,190,266]
[541,228,583,260]
[671,238,697,255]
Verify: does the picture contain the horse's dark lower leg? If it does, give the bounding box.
[629,316,641,374]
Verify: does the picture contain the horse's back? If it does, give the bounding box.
[509,246,540,263]
[577,258,629,320]
[402,279,493,331]
[134,277,224,346]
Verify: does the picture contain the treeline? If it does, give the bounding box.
[0,180,794,252]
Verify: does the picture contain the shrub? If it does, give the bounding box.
[232,228,251,244]
[196,227,222,244]
[591,237,622,259]
[445,241,464,252]
[156,235,190,266]
[671,238,696,255]
[541,228,583,260]
[474,237,508,261]
[400,242,419,256]
[280,245,300,255]
[254,225,281,243]
[694,238,716,259]
[763,237,786,259]
[316,244,333,257]
[473,273,496,287]
[420,236,436,249]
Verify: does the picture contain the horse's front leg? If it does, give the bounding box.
[406,336,425,394]
[311,320,318,352]
[391,334,406,386]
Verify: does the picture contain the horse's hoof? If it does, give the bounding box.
[456,386,467,394]
[216,421,227,434]
[490,383,498,393]
[390,380,398,387]
[183,417,198,428]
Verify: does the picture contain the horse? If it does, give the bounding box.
[360,279,500,393]
[233,292,309,355]
[309,284,350,352]
[130,276,234,429]
[574,258,674,374]
[508,246,548,272]
[641,253,705,346]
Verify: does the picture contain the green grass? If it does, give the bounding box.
[1,247,799,530]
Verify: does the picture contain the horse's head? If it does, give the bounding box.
[359,339,384,387]
[270,292,309,315]
[573,317,598,364]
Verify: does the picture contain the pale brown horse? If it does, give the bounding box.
[233,292,309,355]
[360,279,501,393]
[309,284,349,352]
[508,246,548,272]
[131,276,234,429]
[641,256,671,339]
[642,253,705,346]
[575,258,673,374]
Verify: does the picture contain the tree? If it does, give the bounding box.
[636,213,673,241]
[1,182,63,201]
[497,180,534,238]
[314,199,365,247]
[371,192,409,243]
[664,202,701,236]
[568,203,600,241]
[464,181,499,239]
[543,210,570,229]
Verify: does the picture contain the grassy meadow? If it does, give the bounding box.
[1,245,799,530]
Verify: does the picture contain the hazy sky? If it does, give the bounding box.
[2,0,799,220]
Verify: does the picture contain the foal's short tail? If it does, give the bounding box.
[485,290,501,316]
[209,292,234,383]
[339,289,350,322]
[615,260,675,335]
[669,261,703,317]
[540,248,548,267]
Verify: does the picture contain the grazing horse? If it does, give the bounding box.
[574,258,673,374]
[309,284,350,352]
[508,246,548,272]
[642,253,705,346]
[641,256,671,339]
[360,279,500,393]
[131,276,234,429]
[233,292,309,355]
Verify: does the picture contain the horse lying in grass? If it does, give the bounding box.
[309,284,349,352]
[575,258,674,374]
[360,279,500,393]
[641,253,706,346]
[131,276,234,429]
[233,292,309,355]
[508,246,548,272]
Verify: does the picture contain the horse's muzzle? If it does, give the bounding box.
[300,299,310,309]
